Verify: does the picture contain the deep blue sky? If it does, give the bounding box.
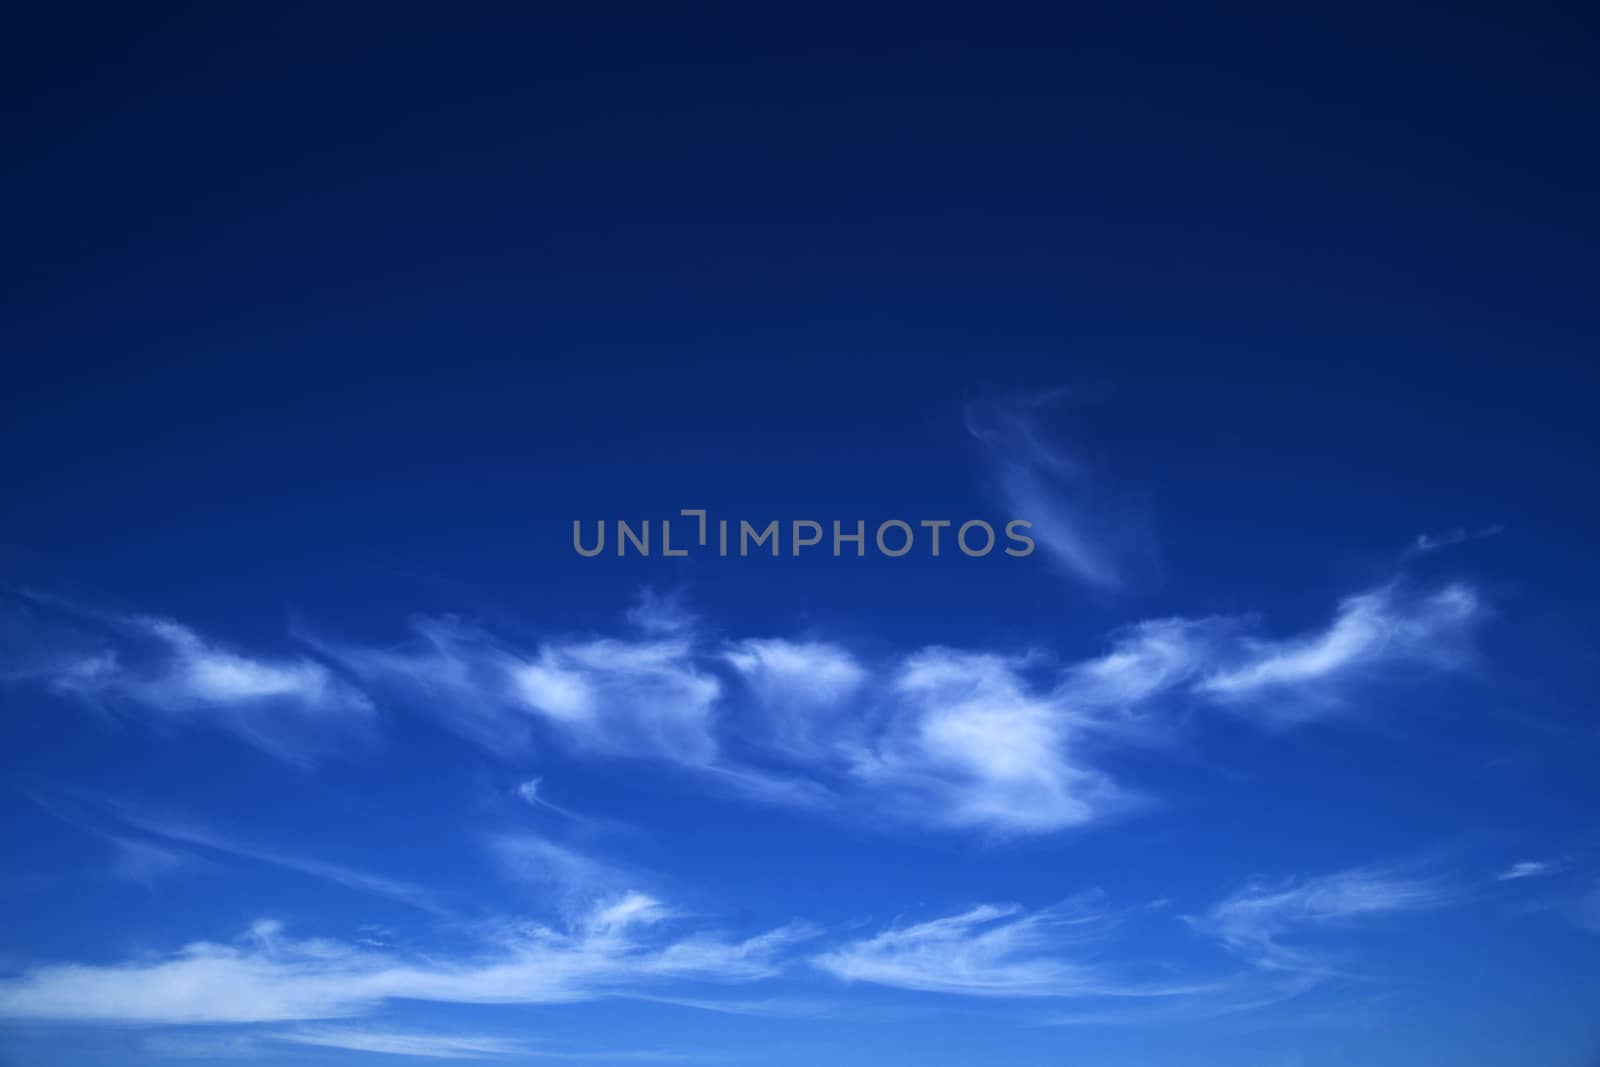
[2,5,1598,1066]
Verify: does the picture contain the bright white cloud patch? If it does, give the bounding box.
[726,639,867,704]
[849,649,1130,832]
[516,636,721,762]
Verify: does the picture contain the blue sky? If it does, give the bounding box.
[2,5,1599,1065]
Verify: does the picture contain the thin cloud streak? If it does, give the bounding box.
[1497,860,1565,881]
[1185,864,1453,974]
[812,895,1210,1000]
[965,389,1156,593]
[88,801,449,917]
[1404,524,1505,559]
[272,1027,528,1059]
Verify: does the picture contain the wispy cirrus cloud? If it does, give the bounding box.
[0,848,1465,1030]
[0,894,813,1025]
[271,1028,529,1059]
[108,835,195,886]
[6,578,1488,836]
[143,1027,699,1060]
[1186,864,1453,973]
[0,594,372,762]
[513,635,722,763]
[31,795,450,917]
[1403,523,1505,559]
[724,638,867,755]
[1045,863,1460,1025]
[308,610,723,768]
[1497,859,1565,882]
[1062,616,1234,715]
[965,388,1156,593]
[271,1027,707,1060]
[486,831,650,918]
[811,894,1187,998]
[514,777,592,824]
[127,814,449,917]
[1193,583,1484,725]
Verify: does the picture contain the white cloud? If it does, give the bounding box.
[7,580,1490,836]
[0,899,811,1025]
[725,639,866,708]
[1188,865,1451,972]
[589,891,671,933]
[515,637,721,763]
[305,615,540,755]
[965,389,1155,592]
[847,649,1132,833]
[26,792,437,910]
[812,895,1194,999]
[1,598,371,762]
[316,616,722,767]
[0,848,1466,1030]
[624,588,697,636]
[272,1027,527,1058]
[1194,584,1484,724]
[99,805,448,916]
[1497,860,1564,881]
[1064,617,1230,710]
[486,832,640,914]
[1404,524,1504,558]
[514,777,586,822]
[725,638,867,755]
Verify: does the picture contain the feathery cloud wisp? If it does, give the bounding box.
[1497,860,1564,882]
[965,389,1156,593]
[1187,865,1452,973]
[0,596,371,761]
[1193,584,1484,725]
[812,895,1211,1000]
[272,1028,527,1059]
[1404,524,1504,559]
[0,897,811,1025]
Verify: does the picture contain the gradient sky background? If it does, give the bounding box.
[2,5,1598,1066]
